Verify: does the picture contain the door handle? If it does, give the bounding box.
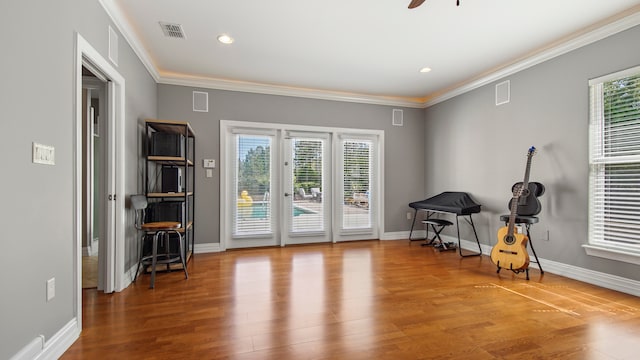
[284,192,291,197]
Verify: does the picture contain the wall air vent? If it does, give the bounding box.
[159,22,186,39]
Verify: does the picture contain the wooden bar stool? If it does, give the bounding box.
[140,222,188,289]
[132,195,188,289]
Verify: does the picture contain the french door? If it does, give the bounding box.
[283,132,331,245]
[221,121,381,249]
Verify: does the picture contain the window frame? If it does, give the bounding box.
[585,65,640,265]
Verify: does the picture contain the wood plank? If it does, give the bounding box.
[146,192,194,198]
[145,118,194,136]
[146,156,193,166]
[62,240,640,360]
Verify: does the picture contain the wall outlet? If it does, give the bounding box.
[407,211,412,220]
[33,142,55,165]
[46,278,55,302]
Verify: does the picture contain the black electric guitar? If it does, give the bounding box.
[508,146,542,216]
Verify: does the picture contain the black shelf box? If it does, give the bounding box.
[146,201,186,223]
[151,132,185,157]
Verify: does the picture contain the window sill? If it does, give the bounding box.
[583,244,640,265]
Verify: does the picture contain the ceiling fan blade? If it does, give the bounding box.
[408,0,426,9]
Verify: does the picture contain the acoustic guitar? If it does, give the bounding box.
[491,147,535,271]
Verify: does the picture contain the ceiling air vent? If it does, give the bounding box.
[159,22,186,39]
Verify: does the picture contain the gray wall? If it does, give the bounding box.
[424,25,640,281]
[157,86,426,244]
[0,1,156,358]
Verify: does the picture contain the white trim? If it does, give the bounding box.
[12,318,80,360]
[589,64,640,85]
[441,233,640,297]
[98,0,160,81]
[380,231,417,240]
[424,10,640,107]
[9,336,43,360]
[160,74,424,108]
[540,256,640,297]
[76,33,127,294]
[97,1,640,109]
[194,242,223,253]
[123,262,138,287]
[221,120,384,249]
[74,33,128,350]
[583,244,640,266]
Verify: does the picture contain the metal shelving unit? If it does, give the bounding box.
[144,118,195,267]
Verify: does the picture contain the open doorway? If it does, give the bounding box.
[81,67,106,289]
[75,33,127,306]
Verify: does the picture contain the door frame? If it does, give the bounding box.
[220,120,385,250]
[282,131,332,245]
[74,33,126,328]
[81,77,106,290]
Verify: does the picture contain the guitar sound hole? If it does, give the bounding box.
[504,235,516,245]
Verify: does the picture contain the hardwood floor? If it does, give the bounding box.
[62,240,640,359]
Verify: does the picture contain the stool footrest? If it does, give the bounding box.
[421,219,453,226]
[140,254,182,266]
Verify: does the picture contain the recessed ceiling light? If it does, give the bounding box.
[217,34,234,44]
[419,67,432,73]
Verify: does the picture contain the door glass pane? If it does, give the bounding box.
[290,138,324,232]
[343,139,372,229]
[233,135,272,236]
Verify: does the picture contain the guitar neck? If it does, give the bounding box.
[522,153,533,188]
[508,193,519,235]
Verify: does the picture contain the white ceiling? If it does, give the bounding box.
[103,0,640,107]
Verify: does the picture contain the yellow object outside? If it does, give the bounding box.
[237,190,253,207]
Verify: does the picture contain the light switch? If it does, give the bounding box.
[206,169,213,178]
[47,278,55,301]
[203,159,216,168]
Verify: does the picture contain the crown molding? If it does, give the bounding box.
[97,0,423,108]
[98,0,160,82]
[158,73,425,108]
[422,7,640,107]
[98,0,639,109]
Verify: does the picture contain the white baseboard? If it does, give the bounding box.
[9,318,80,360]
[35,318,79,360]
[194,242,222,254]
[381,230,426,240]
[537,257,640,297]
[9,336,44,360]
[384,231,640,296]
[441,233,640,297]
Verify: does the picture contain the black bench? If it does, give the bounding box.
[421,219,456,251]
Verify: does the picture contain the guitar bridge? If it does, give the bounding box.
[499,249,518,255]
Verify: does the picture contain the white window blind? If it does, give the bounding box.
[233,135,272,236]
[290,138,324,233]
[589,67,640,256]
[342,139,372,229]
